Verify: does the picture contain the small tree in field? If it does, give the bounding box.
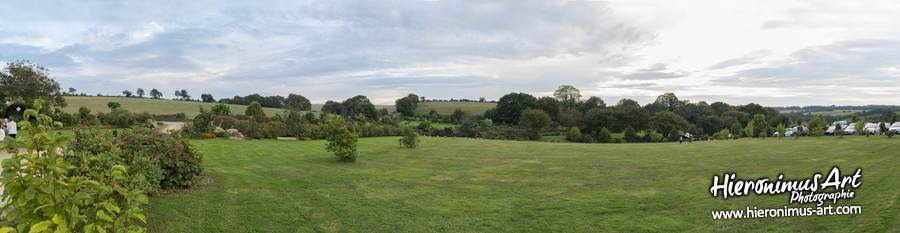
[854,121,865,136]
[136,88,144,97]
[399,127,420,148]
[325,118,358,162]
[836,127,845,138]
[776,123,785,138]
[887,130,895,138]
[122,90,133,97]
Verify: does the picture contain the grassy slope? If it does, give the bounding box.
[415,101,496,115]
[147,136,900,232]
[62,96,285,118]
[309,104,396,113]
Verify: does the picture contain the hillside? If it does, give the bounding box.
[62,96,285,118]
[414,101,496,115]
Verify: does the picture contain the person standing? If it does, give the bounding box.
[7,117,16,139]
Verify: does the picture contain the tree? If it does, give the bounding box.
[342,95,378,121]
[325,118,359,162]
[582,108,618,136]
[795,116,804,127]
[68,87,77,95]
[624,127,640,143]
[0,60,67,108]
[150,88,162,99]
[201,94,215,103]
[246,101,264,117]
[395,94,418,117]
[180,89,190,100]
[553,85,581,108]
[750,114,768,138]
[558,108,582,127]
[807,114,827,136]
[597,127,612,143]
[174,90,182,100]
[879,122,887,135]
[578,96,605,113]
[654,92,680,112]
[122,90,133,97]
[730,122,743,138]
[211,103,231,116]
[135,88,144,98]
[535,96,559,121]
[710,101,731,116]
[650,111,689,139]
[494,92,537,124]
[776,123,786,138]
[854,120,866,136]
[567,126,582,142]
[321,100,341,114]
[284,93,312,112]
[107,102,121,110]
[519,109,551,140]
[613,99,651,132]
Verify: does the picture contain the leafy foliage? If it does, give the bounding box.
[324,118,359,162]
[399,127,421,148]
[567,126,582,142]
[118,127,203,189]
[0,99,148,232]
[0,60,67,109]
[518,109,550,140]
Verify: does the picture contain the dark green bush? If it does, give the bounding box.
[597,127,612,143]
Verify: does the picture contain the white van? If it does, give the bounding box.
[825,121,848,135]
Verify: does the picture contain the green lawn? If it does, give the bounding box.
[415,101,496,115]
[62,96,285,119]
[145,136,900,232]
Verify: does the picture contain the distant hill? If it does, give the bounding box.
[62,96,284,118]
[414,101,496,115]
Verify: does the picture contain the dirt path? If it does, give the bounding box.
[157,121,184,132]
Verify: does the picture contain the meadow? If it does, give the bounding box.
[145,136,900,232]
[62,96,286,119]
[415,101,497,115]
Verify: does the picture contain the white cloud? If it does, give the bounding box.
[0,0,898,106]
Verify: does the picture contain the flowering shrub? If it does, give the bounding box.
[1,99,148,233]
[118,127,204,189]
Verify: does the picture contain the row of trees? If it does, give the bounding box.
[473,85,821,141]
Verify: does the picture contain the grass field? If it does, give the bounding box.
[309,104,395,113]
[62,96,285,119]
[146,136,900,232]
[415,101,496,115]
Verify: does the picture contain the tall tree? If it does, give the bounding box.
[651,111,689,138]
[578,96,605,114]
[394,94,419,117]
[519,109,551,140]
[0,60,67,108]
[553,85,581,108]
[68,87,77,95]
[180,89,190,100]
[494,92,537,124]
[149,88,162,99]
[122,90,133,97]
[201,93,215,103]
[284,93,312,112]
[136,88,144,98]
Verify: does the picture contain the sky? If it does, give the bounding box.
[1,0,899,106]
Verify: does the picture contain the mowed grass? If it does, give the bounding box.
[146,136,900,232]
[62,96,284,119]
[415,101,496,115]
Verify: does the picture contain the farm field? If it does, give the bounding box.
[778,109,865,116]
[310,103,395,113]
[415,101,496,115]
[62,96,285,119]
[145,136,900,232]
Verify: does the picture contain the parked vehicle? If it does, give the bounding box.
[844,123,857,135]
[774,127,797,137]
[890,122,900,134]
[825,121,848,135]
[864,123,880,134]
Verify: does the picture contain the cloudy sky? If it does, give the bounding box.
[1,0,898,106]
